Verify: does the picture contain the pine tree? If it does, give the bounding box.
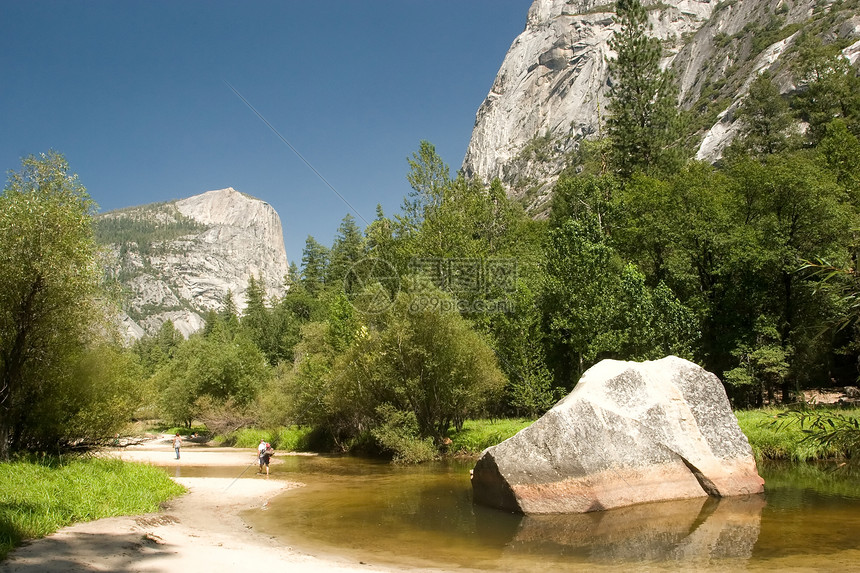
[300,235,329,295]
[400,141,450,232]
[734,72,794,157]
[606,0,680,178]
[327,213,366,290]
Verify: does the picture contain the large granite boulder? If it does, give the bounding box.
[472,356,764,514]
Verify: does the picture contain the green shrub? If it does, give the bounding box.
[230,428,274,448]
[371,405,438,464]
[222,426,316,451]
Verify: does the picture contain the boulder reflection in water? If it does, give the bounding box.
[505,495,765,563]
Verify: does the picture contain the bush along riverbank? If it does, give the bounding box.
[0,455,184,560]
[189,405,860,463]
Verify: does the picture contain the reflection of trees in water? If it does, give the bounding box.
[501,495,765,564]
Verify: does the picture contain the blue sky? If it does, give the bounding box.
[0,1,530,264]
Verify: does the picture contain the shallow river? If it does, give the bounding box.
[176,456,860,571]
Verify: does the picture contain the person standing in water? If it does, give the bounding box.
[257,439,266,471]
[173,433,182,459]
[259,443,273,477]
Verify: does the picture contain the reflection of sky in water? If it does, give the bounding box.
[165,458,860,572]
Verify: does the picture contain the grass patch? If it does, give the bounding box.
[0,455,184,561]
[736,407,860,461]
[449,418,534,455]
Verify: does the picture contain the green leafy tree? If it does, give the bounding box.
[218,290,240,332]
[722,152,850,400]
[398,141,451,233]
[58,345,145,444]
[724,318,791,406]
[155,331,269,427]
[542,217,697,386]
[0,152,124,457]
[365,204,396,264]
[606,0,681,177]
[241,275,279,364]
[331,283,507,444]
[613,264,699,361]
[818,119,860,195]
[549,174,619,235]
[283,282,506,454]
[492,278,559,418]
[134,320,183,376]
[276,321,339,432]
[542,218,624,385]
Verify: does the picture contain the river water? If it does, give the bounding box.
[182,456,860,571]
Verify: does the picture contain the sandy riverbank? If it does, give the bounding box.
[0,439,445,573]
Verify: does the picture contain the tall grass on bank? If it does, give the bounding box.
[449,418,534,455]
[0,456,184,561]
[736,407,860,461]
[225,426,316,451]
[192,406,860,463]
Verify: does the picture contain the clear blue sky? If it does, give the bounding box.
[0,1,530,264]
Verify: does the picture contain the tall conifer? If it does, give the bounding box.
[606,0,680,177]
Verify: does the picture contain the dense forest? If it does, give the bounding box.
[2,0,859,461]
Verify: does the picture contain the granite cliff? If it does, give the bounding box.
[97,187,290,339]
[462,0,860,211]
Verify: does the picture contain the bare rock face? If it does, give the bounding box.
[471,356,764,514]
[462,0,860,210]
[99,187,290,339]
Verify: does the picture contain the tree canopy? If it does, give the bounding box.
[0,152,133,457]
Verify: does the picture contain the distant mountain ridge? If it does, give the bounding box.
[97,187,290,339]
[462,0,860,211]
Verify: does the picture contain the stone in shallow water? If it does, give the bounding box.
[472,356,764,514]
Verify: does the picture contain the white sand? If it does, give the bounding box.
[0,439,448,573]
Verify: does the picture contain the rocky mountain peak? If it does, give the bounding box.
[97,187,290,340]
